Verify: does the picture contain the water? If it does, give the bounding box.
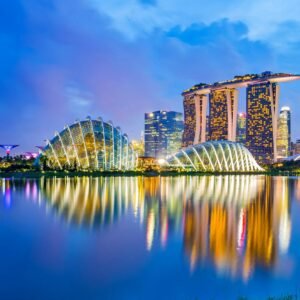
[1,175,300,300]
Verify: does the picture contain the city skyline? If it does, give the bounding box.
[182,72,299,163]
[1,1,300,153]
[2,2,300,299]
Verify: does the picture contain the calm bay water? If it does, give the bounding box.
[1,175,300,299]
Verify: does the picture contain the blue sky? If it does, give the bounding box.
[1,0,300,152]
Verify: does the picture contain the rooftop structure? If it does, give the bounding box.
[182,72,300,164]
[183,72,300,95]
[166,141,263,172]
[0,145,19,157]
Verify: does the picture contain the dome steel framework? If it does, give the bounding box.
[42,117,137,171]
[166,141,263,172]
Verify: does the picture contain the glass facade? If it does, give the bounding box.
[144,110,183,158]
[277,106,291,159]
[182,94,208,147]
[167,141,263,172]
[131,138,144,157]
[43,117,137,171]
[182,94,197,147]
[237,112,247,144]
[246,82,279,164]
[209,88,238,141]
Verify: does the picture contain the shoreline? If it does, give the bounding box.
[0,170,299,179]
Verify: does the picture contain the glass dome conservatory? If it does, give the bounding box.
[166,141,263,172]
[42,117,137,171]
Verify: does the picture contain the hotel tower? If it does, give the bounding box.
[182,72,300,164]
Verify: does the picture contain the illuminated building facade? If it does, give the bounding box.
[144,110,183,158]
[295,139,300,155]
[131,138,145,157]
[166,141,263,172]
[137,156,160,171]
[182,92,208,147]
[209,88,238,141]
[42,117,137,171]
[277,106,291,159]
[182,72,300,164]
[246,82,279,164]
[237,112,246,144]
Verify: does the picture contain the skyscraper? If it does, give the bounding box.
[236,112,247,144]
[277,106,291,159]
[144,111,184,158]
[182,93,208,147]
[209,88,238,141]
[182,72,300,164]
[246,82,279,164]
[131,138,145,157]
[294,139,300,155]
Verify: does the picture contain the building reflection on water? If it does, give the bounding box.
[0,175,297,280]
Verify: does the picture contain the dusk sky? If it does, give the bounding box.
[1,0,300,153]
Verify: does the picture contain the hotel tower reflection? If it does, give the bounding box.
[2,175,295,281]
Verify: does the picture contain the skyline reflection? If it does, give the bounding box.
[0,175,296,281]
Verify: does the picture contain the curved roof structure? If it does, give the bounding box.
[42,117,137,171]
[166,141,263,172]
[283,154,300,162]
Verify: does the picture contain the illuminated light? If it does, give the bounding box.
[2,179,5,195]
[42,118,137,171]
[4,182,11,208]
[0,145,19,157]
[237,209,247,253]
[167,141,263,172]
[25,181,31,199]
[32,182,38,201]
[246,82,279,164]
[6,174,290,281]
[158,159,166,165]
[160,217,168,248]
[145,110,183,158]
[146,210,155,251]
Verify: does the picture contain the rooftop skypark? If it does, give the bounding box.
[183,71,300,95]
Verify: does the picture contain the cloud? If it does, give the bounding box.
[167,20,248,46]
[0,0,300,153]
[88,0,300,46]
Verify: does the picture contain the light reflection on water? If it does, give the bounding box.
[0,175,299,299]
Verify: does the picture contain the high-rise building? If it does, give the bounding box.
[293,139,300,155]
[236,112,247,144]
[182,72,300,164]
[144,110,183,158]
[277,106,291,159]
[246,82,279,164]
[182,93,208,147]
[131,137,145,157]
[209,88,238,141]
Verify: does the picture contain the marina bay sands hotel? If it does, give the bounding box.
[182,71,300,164]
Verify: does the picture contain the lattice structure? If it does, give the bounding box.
[166,141,263,172]
[0,145,19,157]
[42,117,137,171]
